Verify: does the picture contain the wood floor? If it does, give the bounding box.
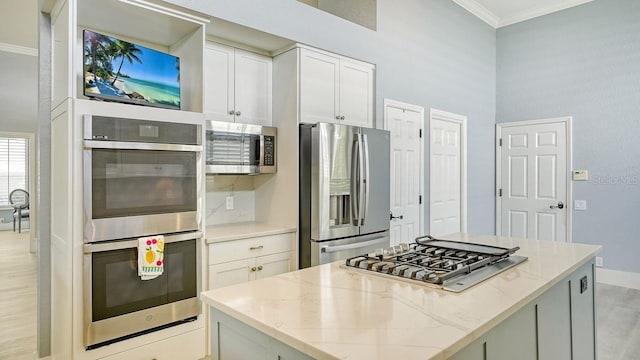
[0,232,638,360]
[0,230,37,360]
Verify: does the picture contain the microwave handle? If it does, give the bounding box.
[83,231,203,253]
[84,140,202,152]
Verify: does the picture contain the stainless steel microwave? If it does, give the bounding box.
[205,121,276,175]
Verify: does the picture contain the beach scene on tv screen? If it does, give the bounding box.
[83,30,180,109]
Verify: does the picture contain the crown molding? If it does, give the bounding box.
[452,0,499,28]
[497,0,594,27]
[453,0,595,29]
[0,43,38,57]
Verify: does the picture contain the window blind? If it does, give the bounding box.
[0,137,28,206]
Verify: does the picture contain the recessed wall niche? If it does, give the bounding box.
[298,0,377,31]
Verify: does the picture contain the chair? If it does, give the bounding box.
[9,189,29,233]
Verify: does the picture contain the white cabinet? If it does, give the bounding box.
[204,42,272,126]
[299,48,374,127]
[207,232,294,289]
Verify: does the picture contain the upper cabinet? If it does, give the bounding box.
[299,48,374,128]
[204,42,273,126]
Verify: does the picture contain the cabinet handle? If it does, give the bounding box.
[340,115,345,120]
[249,245,264,251]
[228,110,235,115]
[257,265,263,271]
[250,266,257,272]
[235,111,241,116]
[335,115,340,120]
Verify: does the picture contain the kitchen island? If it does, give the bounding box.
[201,234,601,360]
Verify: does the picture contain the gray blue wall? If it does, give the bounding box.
[497,0,640,272]
[169,0,497,234]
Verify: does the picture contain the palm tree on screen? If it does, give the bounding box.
[111,41,142,86]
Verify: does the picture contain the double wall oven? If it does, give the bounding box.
[82,115,203,349]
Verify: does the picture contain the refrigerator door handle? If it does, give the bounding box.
[320,237,389,253]
[357,133,366,226]
[361,133,370,225]
[351,134,359,225]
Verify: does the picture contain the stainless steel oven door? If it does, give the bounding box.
[83,231,202,348]
[84,141,202,242]
[310,231,390,266]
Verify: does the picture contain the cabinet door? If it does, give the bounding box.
[234,49,272,126]
[339,59,374,128]
[486,303,537,360]
[204,43,235,122]
[255,252,292,280]
[300,49,340,124]
[209,258,256,289]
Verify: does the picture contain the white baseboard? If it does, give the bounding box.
[0,220,30,231]
[596,268,640,290]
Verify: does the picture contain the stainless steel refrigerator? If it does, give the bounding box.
[299,122,390,268]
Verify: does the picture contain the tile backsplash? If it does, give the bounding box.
[205,176,255,225]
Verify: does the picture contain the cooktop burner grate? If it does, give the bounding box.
[343,235,528,292]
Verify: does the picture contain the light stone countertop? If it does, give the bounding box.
[205,221,296,244]
[201,233,601,359]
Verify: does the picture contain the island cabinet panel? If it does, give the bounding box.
[569,261,596,360]
[211,309,314,360]
[486,303,537,360]
[449,259,596,360]
[537,279,572,360]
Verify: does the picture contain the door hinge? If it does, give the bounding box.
[419,129,423,138]
[498,189,502,197]
[499,138,503,146]
[419,195,422,204]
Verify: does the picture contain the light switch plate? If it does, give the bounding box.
[574,200,587,210]
[225,196,234,210]
[573,170,589,181]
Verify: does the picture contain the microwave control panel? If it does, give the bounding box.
[264,136,275,166]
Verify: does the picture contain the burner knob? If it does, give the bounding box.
[393,245,403,253]
[400,243,411,252]
[374,248,385,257]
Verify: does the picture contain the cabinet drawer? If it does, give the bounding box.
[208,232,294,264]
[97,328,205,360]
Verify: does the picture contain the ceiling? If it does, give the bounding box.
[452,0,594,28]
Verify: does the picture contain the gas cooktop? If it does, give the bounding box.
[343,235,528,292]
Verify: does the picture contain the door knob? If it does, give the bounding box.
[390,213,404,220]
[235,111,241,116]
[550,201,564,209]
[228,110,235,115]
[257,265,263,271]
[250,266,257,272]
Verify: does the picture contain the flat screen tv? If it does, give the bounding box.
[83,29,181,110]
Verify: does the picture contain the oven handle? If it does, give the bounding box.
[84,140,203,152]
[320,237,388,253]
[83,231,203,254]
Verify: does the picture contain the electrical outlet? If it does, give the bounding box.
[225,196,234,210]
[596,256,603,268]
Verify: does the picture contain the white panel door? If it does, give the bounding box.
[500,121,567,241]
[299,49,340,124]
[203,43,235,122]
[234,49,272,126]
[386,105,423,246]
[339,59,373,128]
[430,117,463,236]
